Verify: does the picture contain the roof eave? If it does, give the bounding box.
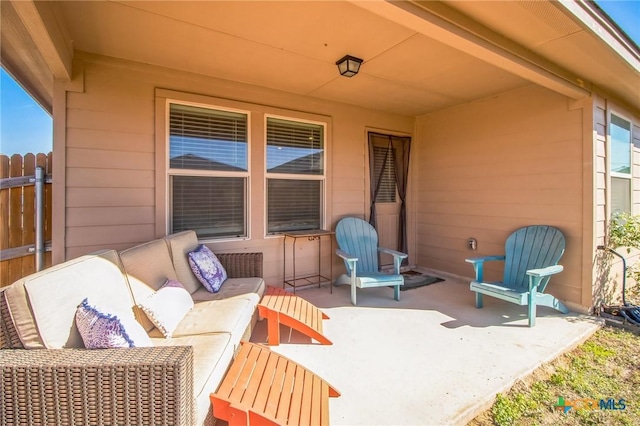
[0,0,73,114]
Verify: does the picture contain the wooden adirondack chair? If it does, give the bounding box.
[465,225,569,327]
[335,217,407,305]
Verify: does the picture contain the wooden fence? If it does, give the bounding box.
[0,153,53,288]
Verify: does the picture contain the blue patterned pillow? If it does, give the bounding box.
[188,244,227,293]
[75,298,152,349]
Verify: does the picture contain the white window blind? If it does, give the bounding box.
[266,117,323,174]
[170,104,247,171]
[169,103,248,239]
[172,176,245,238]
[372,145,396,203]
[266,117,324,234]
[611,177,631,215]
[267,179,321,233]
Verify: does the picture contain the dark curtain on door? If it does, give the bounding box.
[368,132,411,255]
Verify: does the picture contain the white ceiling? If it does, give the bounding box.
[57,0,533,116]
[5,0,638,116]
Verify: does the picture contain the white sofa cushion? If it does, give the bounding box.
[152,333,234,426]
[20,250,134,349]
[164,230,202,294]
[148,293,258,345]
[119,238,178,301]
[4,280,45,349]
[191,277,265,302]
[119,239,179,331]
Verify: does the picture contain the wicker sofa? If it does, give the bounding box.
[0,230,265,426]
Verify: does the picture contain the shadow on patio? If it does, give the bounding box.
[250,275,601,425]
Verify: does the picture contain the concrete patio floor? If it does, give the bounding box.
[249,271,602,425]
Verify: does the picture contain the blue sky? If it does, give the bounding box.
[595,0,640,44]
[1,70,53,155]
[1,0,638,157]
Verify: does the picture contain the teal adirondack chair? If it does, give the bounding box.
[335,217,407,305]
[465,225,569,327]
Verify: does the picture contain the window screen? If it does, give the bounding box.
[372,145,397,203]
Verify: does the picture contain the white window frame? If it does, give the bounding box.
[264,114,327,236]
[166,99,251,241]
[609,111,633,215]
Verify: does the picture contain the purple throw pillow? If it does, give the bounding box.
[75,298,152,349]
[187,244,227,293]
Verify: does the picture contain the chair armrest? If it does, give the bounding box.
[217,252,263,278]
[527,265,563,278]
[464,255,506,265]
[378,247,408,274]
[378,247,408,259]
[465,255,505,282]
[527,265,563,292]
[336,249,358,280]
[336,249,358,263]
[0,346,194,425]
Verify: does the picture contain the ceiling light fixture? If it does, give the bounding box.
[335,55,363,77]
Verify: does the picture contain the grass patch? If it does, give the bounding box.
[469,326,640,426]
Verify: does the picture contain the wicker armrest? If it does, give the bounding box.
[216,252,263,279]
[1,345,194,426]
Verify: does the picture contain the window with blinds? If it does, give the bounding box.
[372,145,397,203]
[169,103,248,239]
[266,117,324,233]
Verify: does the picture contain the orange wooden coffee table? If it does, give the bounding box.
[211,341,340,426]
[258,286,332,346]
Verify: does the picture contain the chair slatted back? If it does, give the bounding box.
[503,225,565,293]
[335,218,379,274]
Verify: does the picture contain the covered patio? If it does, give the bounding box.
[250,276,601,425]
[1,1,635,424]
[2,0,638,316]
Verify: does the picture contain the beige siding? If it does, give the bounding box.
[633,122,640,211]
[414,85,585,305]
[66,207,154,227]
[588,95,608,309]
[595,98,640,306]
[594,96,607,244]
[62,53,414,285]
[67,168,154,188]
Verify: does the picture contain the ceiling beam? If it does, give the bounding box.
[352,0,591,101]
[1,1,52,112]
[9,0,73,81]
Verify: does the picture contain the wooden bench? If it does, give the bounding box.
[210,342,340,426]
[258,286,332,346]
